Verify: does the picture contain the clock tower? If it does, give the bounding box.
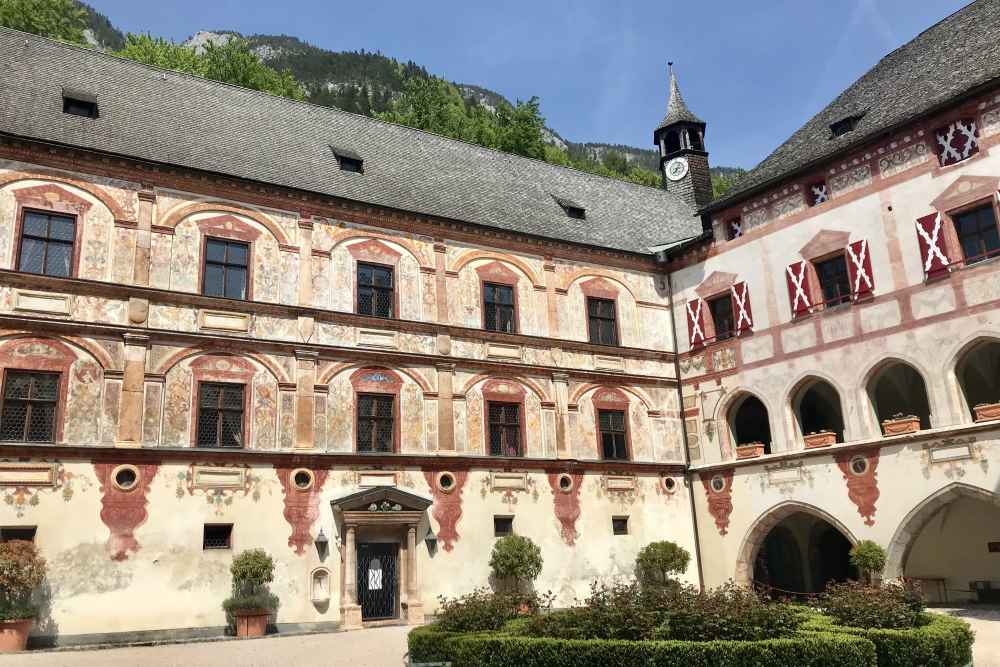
[654,64,712,209]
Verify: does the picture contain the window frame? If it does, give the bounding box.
[200,236,251,301]
[812,252,853,309]
[586,296,620,346]
[482,281,518,334]
[202,523,233,550]
[15,208,78,279]
[707,293,735,342]
[195,381,247,449]
[596,408,630,461]
[486,400,523,458]
[355,392,397,454]
[951,201,1000,266]
[356,261,396,319]
[0,369,61,443]
[493,515,514,538]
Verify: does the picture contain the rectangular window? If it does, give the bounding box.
[483,282,516,333]
[357,394,394,453]
[18,210,75,278]
[493,516,514,537]
[708,294,734,341]
[598,409,629,461]
[954,204,1000,265]
[196,382,245,448]
[815,255,851,307]
[357,262,394,318]
[203,238,249,300]
[612,516,629,536]
[0,370,59,442]
[0,527,37,543]
[203,524,233,550]
[487,402,521,457]
[587,297,618,346]
[62,94,98,118]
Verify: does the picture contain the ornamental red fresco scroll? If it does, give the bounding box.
[276,466,330,555]
[834,448,880,526]
[94,463,159,561]
[423,470,468,551]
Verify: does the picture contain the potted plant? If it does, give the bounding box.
[803,430,836,448]
[489,535,542,614]
[881,412,920,436]
[0,540,46,652]
[974,401,1000,422]
[735,442,766,459]
[222,549,279,638]
[849,540,887,585]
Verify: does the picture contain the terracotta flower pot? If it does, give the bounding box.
[803,431,836,448]
[233,610,270,638]
[0,618,32,652]
[736,443,765,459]
[974,402,1000,422]
[881,416,920,436]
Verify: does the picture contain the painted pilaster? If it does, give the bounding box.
[553,372,570,458]
[341,525,362,628]
[405,525,424,623]
[436,362,455,452]
[115,333,149,448]
[433,240,449,323]
[297,217,314,307]
[132,189,155,287]
[294,350,318,450]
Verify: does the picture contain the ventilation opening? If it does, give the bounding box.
[829,114,862,138]
[493,515,514,537]
[612,516,629,535]
[553,196,586,220]
[203,524,233,550]
[62,89,98,119]
[330,145,363,173]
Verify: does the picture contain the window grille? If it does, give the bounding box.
[599,409,629,461]
[0,371,59,442]
[487,402,521,457]
[357,263,394,318]
[357,394,394,453]
[202,524,232,550]
[18,211,75,278]
[483,282,516,333]
[196,382,245,448]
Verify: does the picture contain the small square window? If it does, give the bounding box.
[612,517,629,536]
[808,181,829,206]
[203,524,233,550]
[0,526,36,542]
[493,516,514,537]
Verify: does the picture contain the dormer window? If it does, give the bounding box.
[829,114,862,138]
[330,145,364,173]
[553,196,586,220]
[62,89,98,119]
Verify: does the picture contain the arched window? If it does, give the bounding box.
[867,362,932,433]
[956,340,1000,421]
[793,379,845,443]
[729,394,772,454]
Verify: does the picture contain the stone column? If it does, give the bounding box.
[297,217,315,307]
[341,525,362,628]
[405,525,424,624]
[552,372,571,458]
[294,350,317,450]
[436,363,455,452]
[115,333,149,448]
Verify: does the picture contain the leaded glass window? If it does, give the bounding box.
[196,382,245,448]
[0,371,59,442]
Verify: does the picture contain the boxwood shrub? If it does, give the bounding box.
[801,612,974,667]
[408,624,877,667]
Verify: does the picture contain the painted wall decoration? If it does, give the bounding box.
[595,474,645,510]
[834,449,880,526]
[423,469,468,552]
[479,472,538,506]
[0,461,90,517]
[174,463,265,515]
[699,469,734,536]
[547,472,583,546]
[275,466,330,555]
[94,463,159,561]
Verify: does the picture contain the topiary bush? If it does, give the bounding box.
[849,541,887,584]
[489,535,542,594]
[819,580,923,629]
[222,548,279,614]
[635,540,690,589]
[0,540,46,621]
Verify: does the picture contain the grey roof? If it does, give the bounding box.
[0,28,702,255]
[655,66,704,132]
[708,0,1000,212]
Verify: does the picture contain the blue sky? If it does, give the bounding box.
[88,0,970,169]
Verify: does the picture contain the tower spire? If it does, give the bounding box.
[652,63,712,207]
[657,63,703,131]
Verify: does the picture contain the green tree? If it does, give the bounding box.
[116,34,203,73]
[635,540,690,588]
[0,0,87,44]
[496,97,546,160]
[849,540,887,584]
[489,535,543,594]
[711,168,748,198]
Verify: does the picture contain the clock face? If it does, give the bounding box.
[665,157,689,181]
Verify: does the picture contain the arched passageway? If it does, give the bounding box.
[793,379,845,443]
[887,484,1000,603]
[729,394,772,454]
[752,511,857,596]
[956,340,1000,420]
[867,362,932,431]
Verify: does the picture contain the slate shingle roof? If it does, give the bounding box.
[656,67,704,132]
[0,28,702,255]
[707,0,1000,213]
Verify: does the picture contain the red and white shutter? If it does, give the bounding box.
[686,298,706,349]
[915,212,950,278]
[730,281,753,334]
[846,239,874,300]
[935,119,979,167]
[785,261,811,316]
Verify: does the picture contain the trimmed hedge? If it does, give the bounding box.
[408,624,877,667]
[802,613,974,667]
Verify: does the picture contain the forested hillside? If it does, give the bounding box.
[1,0,745,195]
